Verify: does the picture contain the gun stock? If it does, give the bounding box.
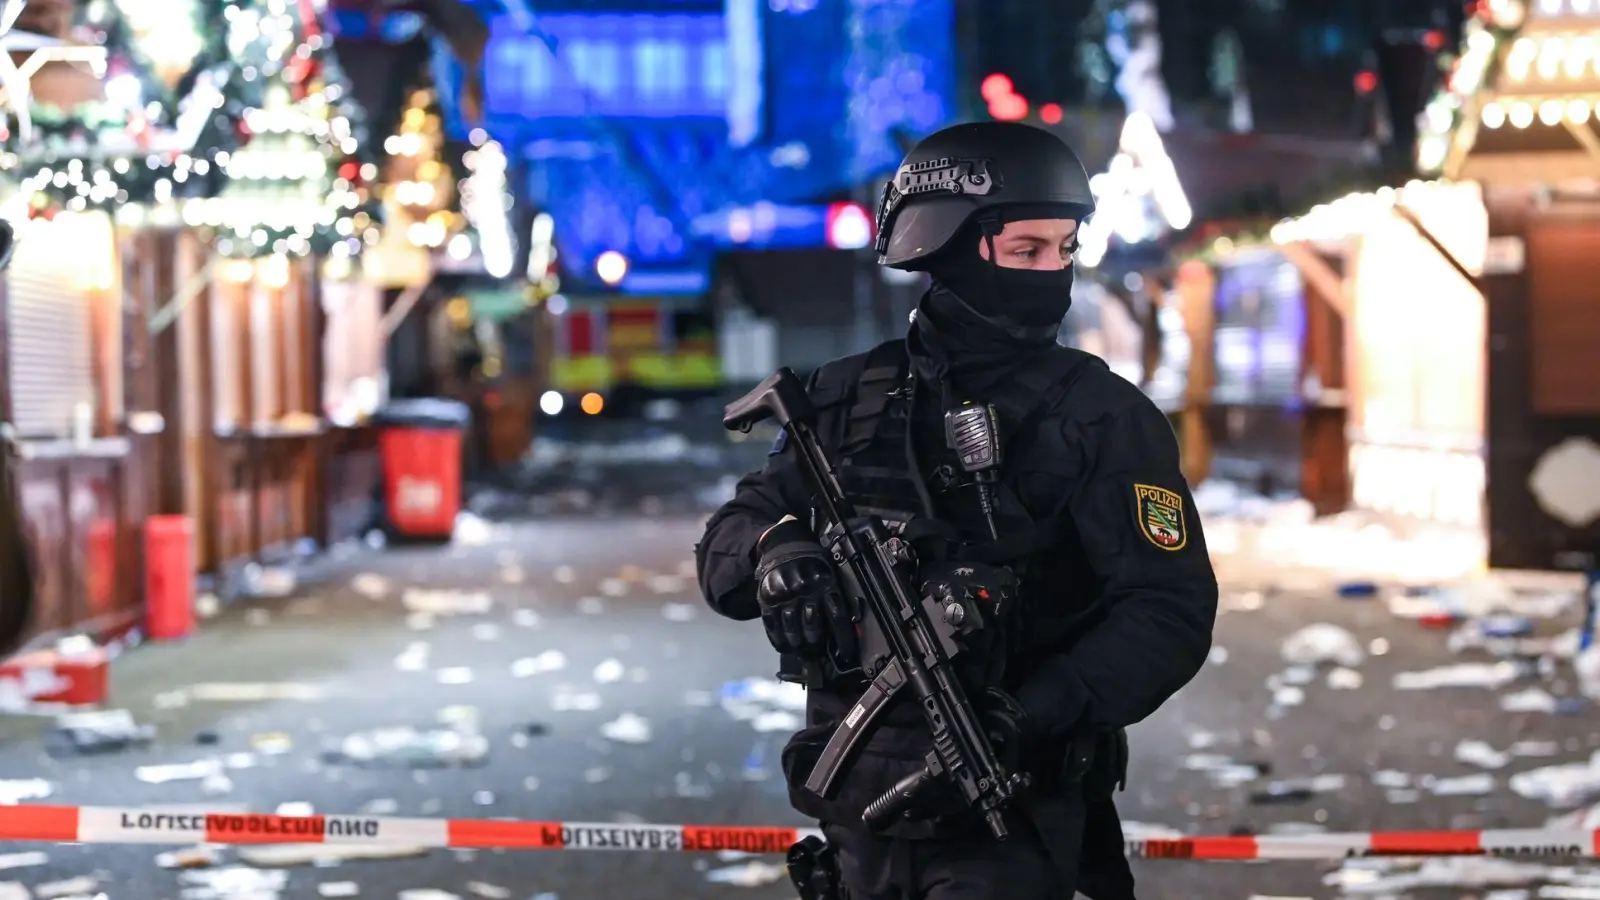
[722,367,815,433]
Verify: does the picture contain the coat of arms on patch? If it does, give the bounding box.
[1134,484,1186,550]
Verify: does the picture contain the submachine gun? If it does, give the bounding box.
[722,367,1029,842]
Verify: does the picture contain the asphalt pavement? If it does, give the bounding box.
[0,505,1597,900]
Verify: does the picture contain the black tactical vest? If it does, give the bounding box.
[820,339,1100,568]
[781,339,1112,836]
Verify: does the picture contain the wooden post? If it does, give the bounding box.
[305,257,330,548]
[1139,270,1163,390]
[1298,243,1351,516]
[138,230,185,515]
[1175,259,1216,486]
[189,237,220,573]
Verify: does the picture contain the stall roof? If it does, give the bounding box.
[1160,130,1375,222]
[1073,112,1374,269]
[1419,3,1600,183]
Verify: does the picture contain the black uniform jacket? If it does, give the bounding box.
[695,343,1219,892]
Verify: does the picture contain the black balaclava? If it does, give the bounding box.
[909,218,1076,395]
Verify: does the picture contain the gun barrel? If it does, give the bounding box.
[984,809,1009,841]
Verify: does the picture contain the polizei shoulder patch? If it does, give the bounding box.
[1134,483,1187,550]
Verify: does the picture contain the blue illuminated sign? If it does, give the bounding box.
[485,14,729,120]
[446,0,956,293]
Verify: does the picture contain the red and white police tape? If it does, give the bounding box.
[0,805,1596,861]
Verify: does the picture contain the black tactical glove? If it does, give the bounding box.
[754,519,854,659]
[979,687,1030,778]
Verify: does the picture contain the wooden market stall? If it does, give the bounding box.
[1413,0,1600,570]
[1129,128,1369,509]
[0,2,147,646]
[1267,182,1490,531]
[1164,235,1352,515]
[5,0,383,613]
[170,9,382,582]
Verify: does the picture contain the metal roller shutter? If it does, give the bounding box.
[6,215,99,438]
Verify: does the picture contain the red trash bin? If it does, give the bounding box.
[376,399,470,540]
[145,515,195,641]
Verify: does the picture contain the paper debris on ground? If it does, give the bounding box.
[0,853,45,872]
[453,513,497,545]
[662,602,698,622]
[238,842,432,867]
[395,642,430,672]
[1544,801,1600,831]
[0,779,51,805]
[704,860,789,887]
[1388,581,1575,621]
[551,687,603,711]
[512,650,567,677]
[184,682,327,702]
[34,875,96,899]
[350,573,391,599]
[1326,667,1363,689]
[599,712,652,744]
[135,759,230,785]
[1509,752,1600,808]
[1280,623,1365,668]
[1393,661,1523,691]
[402,588,493,616]
[720,678,807,728]
[1426,773,1496,796]
[179,866,289,895]
[155,846,222,868]
[1455,740,1514,770]
[47,709,155,755]
[324,725,488,768]
[397,889,461,900]
[244,564,298,599]
[648,575,684,594]
[1501,688,1566,714]
[1576,646,1600,700]
[1324,857,1598,894]
[1182,753,1267,788]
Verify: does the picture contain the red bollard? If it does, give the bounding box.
[144,515,195,641]
[84,517,116,614]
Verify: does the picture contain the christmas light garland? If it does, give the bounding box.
[1414,3,1525,176]
[1183,0,1563,262]
[8,0,379,259]
[381,86,462,252]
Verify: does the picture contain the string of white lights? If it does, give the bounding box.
[460,138,515,278]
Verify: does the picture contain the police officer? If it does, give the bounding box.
[695,122,1218,900]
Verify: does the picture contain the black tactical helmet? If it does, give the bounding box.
[875,121,1096,270]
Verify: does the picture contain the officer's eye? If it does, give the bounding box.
[1012,247,1038,259]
